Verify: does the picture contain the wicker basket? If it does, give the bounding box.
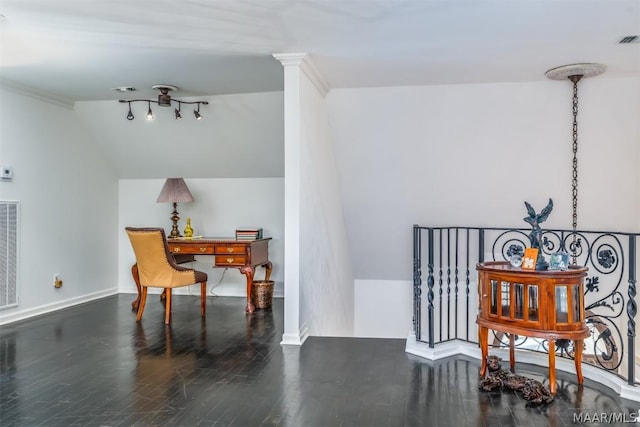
[251,280,274,309]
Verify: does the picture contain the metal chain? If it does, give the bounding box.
[569,75,582,264]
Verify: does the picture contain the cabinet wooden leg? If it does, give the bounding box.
[548,340,556,394]
[509,334,515,372]
[240,266,256,313]
[574,339,584,384]
[479,326,488,376]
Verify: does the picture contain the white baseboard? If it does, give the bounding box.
[405,333,640,403]
[281,325,309,346]
[0,288,119,326]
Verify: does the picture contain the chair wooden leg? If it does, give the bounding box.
[136,286,148,322]
[164,289,172,325]
[201,282,207,317]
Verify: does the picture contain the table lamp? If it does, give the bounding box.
[156,178,194,238]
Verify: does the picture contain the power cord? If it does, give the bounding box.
[208,267,227,297]
[184,262,227,298]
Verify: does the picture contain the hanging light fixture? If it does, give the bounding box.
[126,101,135,120]
[118,85,209,121]
[545,63,606,262]
[146,101,154,120]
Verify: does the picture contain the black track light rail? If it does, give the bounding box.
[118,99,209,106]
[119,99,209,121]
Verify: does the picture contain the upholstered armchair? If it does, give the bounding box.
[125,227,208,324]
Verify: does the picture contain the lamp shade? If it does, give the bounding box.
[156,178,194,203]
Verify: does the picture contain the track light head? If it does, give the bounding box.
[146,101,153,120]
[175,107,182,120]
[126,102,134,120]
[194,108,202,120]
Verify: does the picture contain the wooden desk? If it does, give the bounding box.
[476,261,589,394]
[131,238,272,313]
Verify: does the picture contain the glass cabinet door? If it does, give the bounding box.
[556,285,569,323]
[571,284,581,322]
[528,285,538,321]
[514,283,524,319]
[490,279,498,315]
[501,281,510,317]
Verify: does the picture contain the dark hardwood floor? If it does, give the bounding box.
[1,294,639,426]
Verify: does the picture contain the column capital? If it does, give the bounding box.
[273,52,329,96]
[272,52,308,67]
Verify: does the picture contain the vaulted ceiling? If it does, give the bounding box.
[1,0,638,102]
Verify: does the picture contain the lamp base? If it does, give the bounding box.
[169,202,181,238]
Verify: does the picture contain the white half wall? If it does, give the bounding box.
[118,178,284,298]
[406,337,640,403]
[354,279,413,338]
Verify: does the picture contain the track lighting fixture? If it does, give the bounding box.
[118,85,209,121]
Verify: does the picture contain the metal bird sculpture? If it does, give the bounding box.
[523,198,553,270]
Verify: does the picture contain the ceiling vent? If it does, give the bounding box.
[619,35,639,44]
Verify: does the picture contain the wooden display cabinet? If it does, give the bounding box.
[476,261,589,394]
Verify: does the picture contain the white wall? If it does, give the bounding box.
[328,77,640,280]
[327,76,640,337]
[0,85,119,324]
[118,178,284,298]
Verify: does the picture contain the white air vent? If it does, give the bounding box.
[0,201,18,309]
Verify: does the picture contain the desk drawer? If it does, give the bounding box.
[215,245,247,255]
[169,245,214,255]
[215,255,247,266]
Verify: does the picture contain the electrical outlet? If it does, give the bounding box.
[54,274,63,288]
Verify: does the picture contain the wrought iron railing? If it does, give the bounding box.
[412,225,638,385]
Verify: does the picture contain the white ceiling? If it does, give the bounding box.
[1,0,638,102]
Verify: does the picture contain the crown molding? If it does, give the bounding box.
[273,52,330,97]
[1,79,75,110]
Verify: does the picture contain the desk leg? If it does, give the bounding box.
[574,339,584,384]
[131,264,141,310]
[240,266,256,313]
[264,261,273,281]
[548,340,556,394]
[479,326,488,376]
